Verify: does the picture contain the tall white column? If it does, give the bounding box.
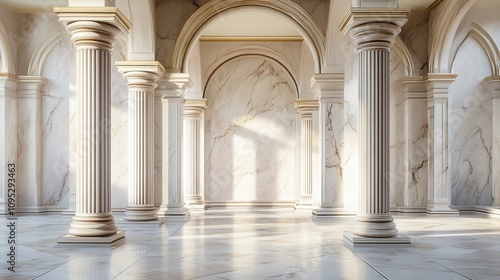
[183,99,207,209]
[488,76,500,206]
[55,7,130,244]
[16,77,47,213]
[397,77,429,213]
[157,74,193,217]
[116,61,164,221]
[340,8,411,245]
[424,74,458,214]
[0,75,17,215]
[295,100,317,209]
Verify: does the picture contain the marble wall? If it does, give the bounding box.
[449,36,493,206]
[204,57,297,202]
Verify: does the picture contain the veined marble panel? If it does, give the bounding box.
[324,102,344,206]
[450,37,493,206]
[389,52,406,208]
[40,41,69,207]
[110,54,129,210]
[204,57,296,202]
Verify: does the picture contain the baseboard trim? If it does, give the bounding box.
[205,201,296,209]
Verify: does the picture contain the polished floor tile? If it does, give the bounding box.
[1,210,499,279]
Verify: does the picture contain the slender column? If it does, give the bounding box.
[183,99,207,209]
[55,7,130,244]
[16,77,48,213]
[340,8,411,244]
[295,100,317,209]
[397,77,428,213]
[157,74,193,217]
[488,76,500,205]
[116,61,164,221]
[424,74,458,214]
[0,75,17,214]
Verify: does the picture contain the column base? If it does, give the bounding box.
[185,203,207,210]
[391,207,427,214]
[312,207,356,216]
[124,206,158,221]
[157,206,191,217]
[343,231,411,246]
[57,231,125,247]
[427,205,459,215]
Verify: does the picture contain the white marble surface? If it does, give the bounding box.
[450,37,493,206]
[2,211,500,279]
[389,51,407,208]
[323,102,344,207]
[204,57,296,202]
[40,40,69,208]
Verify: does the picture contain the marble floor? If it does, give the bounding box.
[1,209,500,280]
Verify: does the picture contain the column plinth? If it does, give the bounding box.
[117,61,165,221]
[55,7,130,245]
[340,8,411,245]
[183,99,207,210]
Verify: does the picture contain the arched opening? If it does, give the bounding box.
[175,2,322,207]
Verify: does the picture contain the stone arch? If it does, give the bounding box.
[393,36,415,77]
[173,0,325,73]
[202,45,300,96]
[428,0,479,73]
[123,0,155,60]
[27,30,65,76]
[0,20,14,74]
[451,22,500,76]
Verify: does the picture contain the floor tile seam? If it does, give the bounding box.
[32,253,82,279]
[350,251,390,280]
[410,250,474,280]
[112,246,156,279]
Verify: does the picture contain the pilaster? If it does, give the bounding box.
[116,61,165,221]
[424,73,458,214]
[16,76,48,213]
[396,77,428,213]
[55,6,130,245]
[340,8,411,245]
[157,73,193,218]
[183,99,207,210]
[310,73,348,216]
[488,76,500,206]
[0,74,17,215]
[294,99,318,209]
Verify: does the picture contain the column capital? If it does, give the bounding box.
[116,61,165,92]
[400,76,426,100]
[310,73,344,101]
[487,75,500,99]
[424,73,457,99]
[183,99,207,118]
[339,8,410,51]
[54,7,131,34]
[0,73,18,98]
[294,99,318,117]
[157,73,194,98]
[17,76,49,98]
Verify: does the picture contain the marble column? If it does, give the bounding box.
[340,8,411,245]
[424,73,458,214]
[16,76,48,213]
[310,74,347,216]
[183,99,207,210]
[295,99,318,209]
[0,74,17,214]
[116,61,164,221]
[397,77,428,213]
[489,76,500,206]
[157,73,193,218]
[55,7,130,244]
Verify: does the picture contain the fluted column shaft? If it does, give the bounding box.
[295,100,317,208]
[340,9,409,240]
[117,62,164,221]
[55,6,131,240]
[183,99,207,209]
